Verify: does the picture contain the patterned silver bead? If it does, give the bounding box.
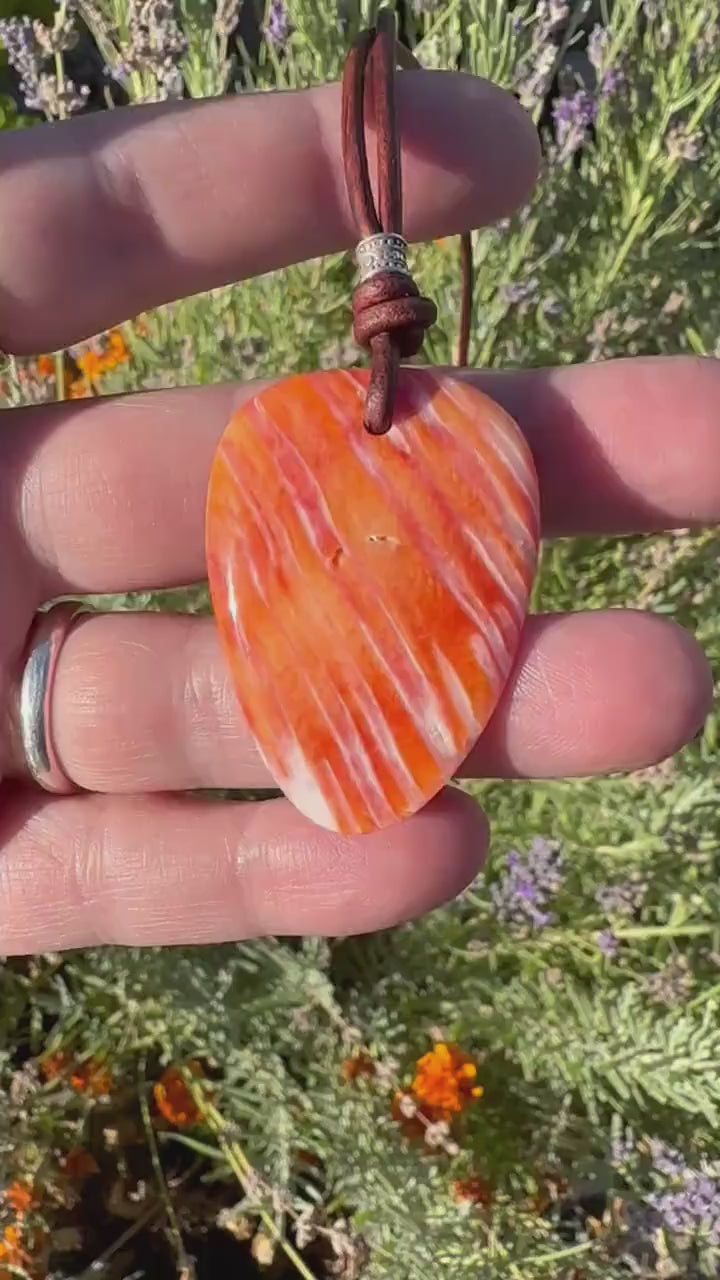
[355,232,411,282]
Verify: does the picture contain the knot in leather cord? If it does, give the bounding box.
[352,274,437,361]
[341,8,438,435]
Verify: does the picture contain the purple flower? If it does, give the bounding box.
[501,279,539,307]
[643,955,694,1006]
[490,838,564,931]
[552,90,598,160]
[646,1143,720,1244]
[665,124,703,162]
[611,1131,635,1167]
[649,1140,689,1180]
[597,929,619,958]
[587,24,607,70]
[595,879,646,918]
[514,1,569,113]
[599,67,623,98]
[583,23,624,99]
[0,16,36,84]
[0,13,89,116]
[542,296,565,318]
[264,0,292,47]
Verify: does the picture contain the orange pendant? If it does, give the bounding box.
[206,368,540,835]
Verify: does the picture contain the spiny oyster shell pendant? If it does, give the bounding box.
[205,366,540,835]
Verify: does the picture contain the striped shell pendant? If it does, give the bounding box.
[206,367,540,835]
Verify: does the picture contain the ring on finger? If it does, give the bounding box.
[19,601,85,794]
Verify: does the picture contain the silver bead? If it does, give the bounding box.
[355,232,411,283]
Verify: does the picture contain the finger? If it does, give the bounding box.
[10,355,720,599]
[480,355,720,536]
[0,71,538,352]
[28,608,710,793]
[0,787,486,953]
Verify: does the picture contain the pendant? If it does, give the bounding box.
[206,367,540,836]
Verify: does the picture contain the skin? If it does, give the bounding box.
[0,70,717,954]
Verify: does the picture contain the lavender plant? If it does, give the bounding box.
[0,2,719,1278]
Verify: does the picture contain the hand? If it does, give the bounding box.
[0,71,716,955]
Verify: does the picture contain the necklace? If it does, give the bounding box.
[206,9,540,836]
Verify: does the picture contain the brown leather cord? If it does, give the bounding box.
[457,226,473,367]
[341,8,473,435]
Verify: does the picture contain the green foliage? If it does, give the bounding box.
[0,1,719,1277]
[0,89,33,129]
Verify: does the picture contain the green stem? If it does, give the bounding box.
[614,924,717,939]
[139,1065,194,1276]
[199,1097,320,1280]
[54,351,65,401]
[522,1240,594,1267]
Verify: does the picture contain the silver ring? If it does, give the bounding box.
[19,602,82,794]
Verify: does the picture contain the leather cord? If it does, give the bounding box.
[341,7,472,435]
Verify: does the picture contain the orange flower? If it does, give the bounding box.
[36,354,54,378]
[40,1050,69,1081]
[105,328,129,365]
[411,1043,483,1117]
[0,1224,30,1270]
[154,1060,205,1127]
[452,1174,492,1206]
[60,1148,100,1182]
[133,314,149,337]
[41,1049,113,1096]
[69,1058,114,1097]
[74,328,129,383]
[76,350,104,381]
[68,376,91,398]
[3,1182,34,1216]
[341,1051,376,1082]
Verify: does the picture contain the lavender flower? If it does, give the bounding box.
[587,23,607,70]
[491,838,564,931]
[595,879,646,918]
[0,7,89,117]
[214,0,241,40]
[665,124,703,163]
[599,66,623,98]
[0,17,41,104]
[84,0,187,100]
[643,955,694,1006]
[514,0,569,114]
[646,1143,720,1244]
[552,90,598,161]
[649,1140,688,1179]
[501,279,540,307]
[516,45,556,114]
[541,296,565,318]
[597,929,619,958]
[610,1130,636,1167]
[587,307,617,362]
[127,0,187,98]
[264,0,292,48]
